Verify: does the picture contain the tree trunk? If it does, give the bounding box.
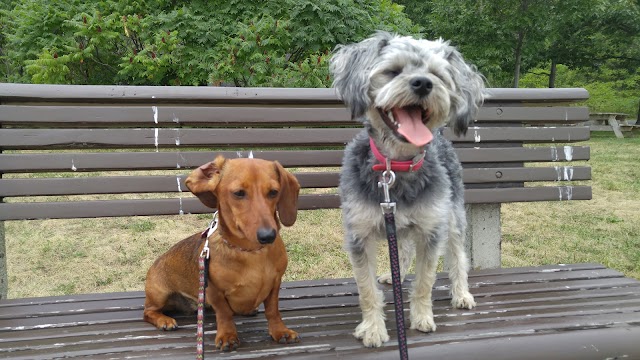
[513,31,524,88]
[549,59,557,88]
[513,0,529,88]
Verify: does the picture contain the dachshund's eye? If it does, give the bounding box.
[232,190,246,199]
[385,69,401,78]
[268,189,279,199]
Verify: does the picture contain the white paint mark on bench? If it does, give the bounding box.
[558,186,574,201]
[176,152,186,169]
[175,128,181,146]
[564,145,573,161]
[176,176,184,215]
[248,150,254,159]
[172,113,180,124]
[71,159,77,171]
[474,130,481,143]
[563,166,574,181]
[152,106,158,124]
[551,147,559,161]
[237,151,243,158]
[555,166,574,181]
[154,128,159,152]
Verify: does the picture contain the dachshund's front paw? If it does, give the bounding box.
[271,327,300,344]
[155,315,179,331]
[215,332,240,352]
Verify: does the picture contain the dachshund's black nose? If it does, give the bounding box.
[257,228,276,244]
[410,77,432,97]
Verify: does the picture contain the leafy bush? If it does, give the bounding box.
[3,0,417,87]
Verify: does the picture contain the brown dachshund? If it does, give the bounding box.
[143,155,301,351]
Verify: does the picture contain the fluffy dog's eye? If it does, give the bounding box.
[232,190,246,199]
[268,189,279,198]
[385,69,401,78]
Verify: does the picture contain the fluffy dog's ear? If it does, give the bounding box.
[330,32,392,119]
[185,155,226,209]
[273,161,300,227]
[445,46,485,136]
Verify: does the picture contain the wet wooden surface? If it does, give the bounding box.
[1,263,639,359]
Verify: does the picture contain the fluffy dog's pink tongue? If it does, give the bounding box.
[391,106,433,147]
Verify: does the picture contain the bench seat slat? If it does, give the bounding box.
[0,105,588,125]
[0,187,592,220]
[0,147,590,173]
[0,264,638,360]
[0,167,591,197]
[0,127,590,150]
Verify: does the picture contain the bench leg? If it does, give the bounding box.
[0,222,6,299]
[452,203,501,270]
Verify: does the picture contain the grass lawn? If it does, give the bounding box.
[5,132,640,298]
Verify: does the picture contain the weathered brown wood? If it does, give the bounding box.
[0,264,637,360]
[0,263,609,308]
[0,147,590,173]
[0,186,592,220]
[0,127,590,150]
[0,167,590,197]
[0,105,587,125]
[0,83,590,104]
[0,85,605,358]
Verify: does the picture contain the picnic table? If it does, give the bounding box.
[588,112,637,138]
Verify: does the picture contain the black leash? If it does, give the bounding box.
[378,166,409,360]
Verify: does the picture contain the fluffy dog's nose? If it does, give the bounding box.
[257,228,277,244]
[410,77,432,97]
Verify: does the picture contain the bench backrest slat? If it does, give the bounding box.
[0,105,588,125]
[0,147,590,173]
[0,127,590,150]
[0,166,591,198]
[0,186,592,221]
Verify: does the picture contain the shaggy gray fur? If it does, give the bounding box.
[331,31,484,348]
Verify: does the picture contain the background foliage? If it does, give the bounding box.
[1,0,639,116]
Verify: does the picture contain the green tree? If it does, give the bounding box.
[399,0,549,87]
[400,0,640,88]
[3,0,417,86]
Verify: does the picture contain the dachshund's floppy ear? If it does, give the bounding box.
[274,161,300,227]
[185,155,226,209]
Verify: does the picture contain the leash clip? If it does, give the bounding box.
[200,211,218,259]
[200,239,210,260]
[378,161,397,214]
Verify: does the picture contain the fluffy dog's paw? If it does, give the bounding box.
[155,316,178,331]
[377,272,405,285]
[271,328,301,344]
[215,332,240,352]
[354,319,389,347]
[452,291,476,310]
[377,273,393,284]
[410,313,437,333]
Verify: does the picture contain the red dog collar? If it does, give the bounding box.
[370,138,426,172]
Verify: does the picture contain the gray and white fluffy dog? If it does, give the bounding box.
[330,32,484,347]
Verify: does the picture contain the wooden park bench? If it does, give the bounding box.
[1,83,639,359]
